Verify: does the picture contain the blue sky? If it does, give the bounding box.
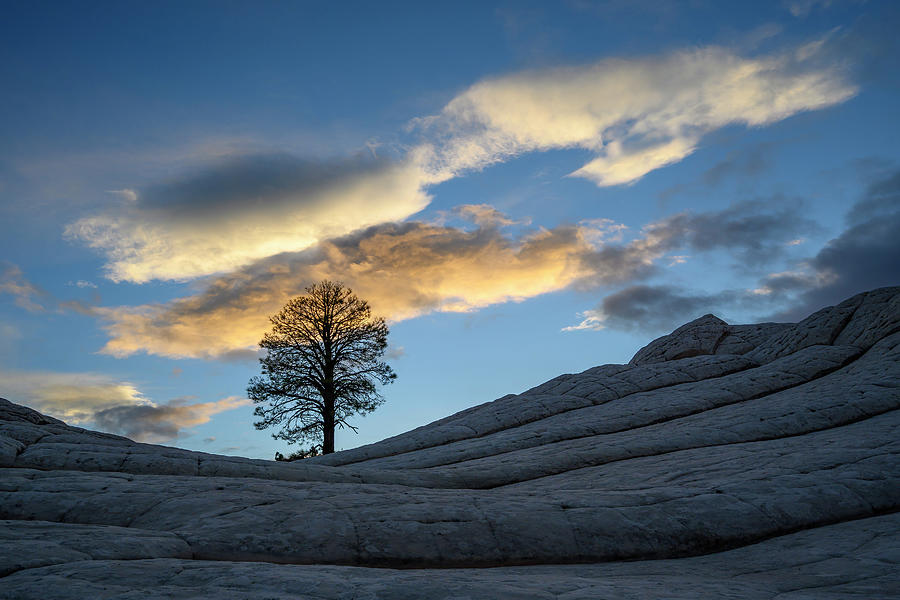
[1,0,898,458]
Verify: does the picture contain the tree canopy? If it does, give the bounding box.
[248,280,396,454]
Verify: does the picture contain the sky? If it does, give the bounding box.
[1,0,898,459]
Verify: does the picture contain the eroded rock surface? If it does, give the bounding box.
[1,287,898,598]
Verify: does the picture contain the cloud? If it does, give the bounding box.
[576,199,818,282]
[92,396,249,444]
[65,153,433,283]
[0,262,48,312]
[450,203,529,228]
[570,167,900,332]
[0,370,248,443]
[701,142,776,187]
[0,322,21,342]
[0,263,102,316]
[415,42,856,186]
[571,137,697,187]
[385,345,406,360]
[784,0,843,18]
[658,139,785,201]
[641,198,821,268]
[68,280,98,289]
[95,200,812,359]
[845,169,900,226]
[0,370,148,424]
[0,323,22,363]
[567,285,744,333]
[762,168,900,320]
[95,217,621,359]
[561,310,606,332]
[63,38,854,286]
[751,269,834,299]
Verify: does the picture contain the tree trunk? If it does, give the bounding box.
[322,393,335,454]
[323,414,335,454]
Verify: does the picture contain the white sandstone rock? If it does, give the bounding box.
[0,286,897,597]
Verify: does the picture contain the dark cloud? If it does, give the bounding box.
[845,169,900,225]
[595,285,742,333]
[755,271,818,298]
[765,168,900,320]
[647,199,820,268]
[139,152,392,218]
[91,397,248,443]
[701,142,774,187]
[585,199,817,285]
[659,138,803,203]
[570,168,900,332]
[92,404,184,441]
[823,1,900,90]
[595,169,900,329]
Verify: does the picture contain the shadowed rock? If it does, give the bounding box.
[0,287,897,598]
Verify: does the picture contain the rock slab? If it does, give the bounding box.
[0,287,898,598]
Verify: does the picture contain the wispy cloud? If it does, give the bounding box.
[0,262,48,312]
[784,0,848,18]
[67,280,98,289]
[700,142,775,187]
[659,137,799,201]
[414,41,855,186]
[385,345,406,360]
[1,263,101,316]
[561,310,606,332]
[0,370,248,443]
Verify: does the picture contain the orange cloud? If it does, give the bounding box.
[97,216,658,359]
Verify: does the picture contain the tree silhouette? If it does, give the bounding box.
[248,281,396,454]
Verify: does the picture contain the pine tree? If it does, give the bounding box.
[248,281,396,454]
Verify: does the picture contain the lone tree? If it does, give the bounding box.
[248,280,396,454]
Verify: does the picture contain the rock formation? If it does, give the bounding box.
[1,287,898,599]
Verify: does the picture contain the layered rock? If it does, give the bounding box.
[0,287,898,599]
